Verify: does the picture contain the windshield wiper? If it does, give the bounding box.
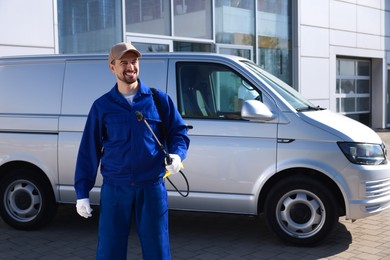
[296,105,325,112]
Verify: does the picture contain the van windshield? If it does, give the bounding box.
[242,61,320,111]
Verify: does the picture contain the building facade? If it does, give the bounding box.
[0,0,389,128]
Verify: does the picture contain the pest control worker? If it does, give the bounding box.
[74,42,190,260]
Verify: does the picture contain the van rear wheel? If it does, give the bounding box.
[264,176,338,246]
[0,168,57,230]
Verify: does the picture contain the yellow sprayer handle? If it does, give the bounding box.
[164,163,184,179]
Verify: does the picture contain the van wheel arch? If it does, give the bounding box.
[258,169,345,246]
[258,169,345,215]
[0,162,57,230]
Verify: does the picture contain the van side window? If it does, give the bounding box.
[176,62,261,119]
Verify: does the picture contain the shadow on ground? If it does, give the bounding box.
[0,204,352,259]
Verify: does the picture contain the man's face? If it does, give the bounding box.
[110,52,139,85]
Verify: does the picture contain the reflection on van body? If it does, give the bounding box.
[0,53,390,246]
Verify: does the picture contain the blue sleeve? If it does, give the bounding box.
[161,92,190,161]
[74,104,103,199]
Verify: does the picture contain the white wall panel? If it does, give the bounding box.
[357,0,382,9]
[330,1,357,31]
[300,26,329,57]
[357,33,382,49]
[357,5,381,35]
[300,57,330,100]
[0,46,54,57]
[330,29,357,47]
[336,0,357,4]
[0,0,54,49]
[300,0,329,27]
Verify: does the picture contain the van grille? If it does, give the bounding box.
[365,204,381,212]
[365,177,390,198]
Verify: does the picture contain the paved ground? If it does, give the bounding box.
[1,131,390,259]
[1,206,390,260]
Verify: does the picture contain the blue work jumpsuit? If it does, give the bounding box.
[74,80,190,260]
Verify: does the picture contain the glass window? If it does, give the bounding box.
[258,0,289,14]
[176,62,261,119]
[174,0,212,39]
[357,61,370,76]
[336,58,371,126]
[127,36,172,52]
[257,0,292,85]
[219,47,251,60]
[132,42,170,52]
[215,0,255,48]
[338,79,355,94]
[125,0,171,36]
[338,60,355,76]
[174,42,213,52]
[357,97,370,111]
[58,0,122,54]
[340,97,355,113]
[357,79,369,94]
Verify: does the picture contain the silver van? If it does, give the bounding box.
[1,53,390,246]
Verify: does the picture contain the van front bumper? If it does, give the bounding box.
[344,164,390,220]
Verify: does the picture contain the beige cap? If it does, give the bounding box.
[109,42,141,64]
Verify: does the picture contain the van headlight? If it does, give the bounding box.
[337,142,387,165]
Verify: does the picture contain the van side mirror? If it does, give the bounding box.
[241,100,275,121]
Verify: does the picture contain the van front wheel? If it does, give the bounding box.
[264,176,338,246]
[0,168,57,230]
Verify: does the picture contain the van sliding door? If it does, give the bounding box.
[58,59,114,204]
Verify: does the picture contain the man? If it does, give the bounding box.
[74,42,190,259]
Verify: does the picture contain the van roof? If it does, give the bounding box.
[0,52,247,64]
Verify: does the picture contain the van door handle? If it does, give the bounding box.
[186,125,194,130]
[278,138,295,143]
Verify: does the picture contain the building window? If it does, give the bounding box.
[336,58,371,126]
[174,0,213,39]
[58,0,122,54]
[174,41,213,52]
[125,0,171,36]
[215,0,255,52]
[218,46,252,60]
[257,0,292,85]
[57,0,293,89]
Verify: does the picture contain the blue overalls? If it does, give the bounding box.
[74,81,190,259]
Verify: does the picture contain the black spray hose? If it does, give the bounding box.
[135,111,189,197]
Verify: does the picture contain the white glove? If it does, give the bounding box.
[76,198,93,218]
[165,154,181,175]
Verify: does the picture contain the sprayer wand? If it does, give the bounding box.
[135,111,189,197]
[135,111,172,165]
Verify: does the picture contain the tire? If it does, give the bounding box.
[264,176,338,246]
[0,168,57,230]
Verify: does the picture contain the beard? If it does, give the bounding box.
[118,70,138,85]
